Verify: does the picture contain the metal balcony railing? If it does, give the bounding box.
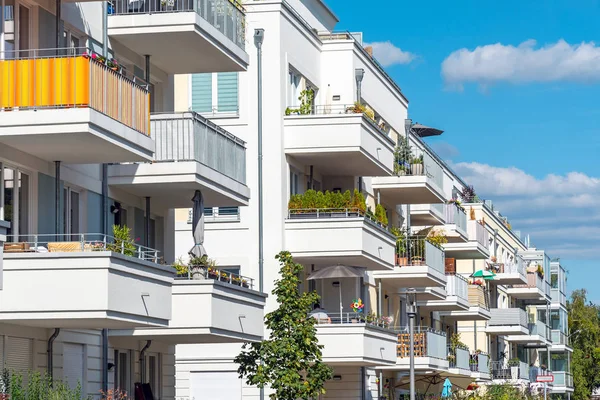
[396,237,445,274]
[394,144,444,191]
[446,274,468,302]
[470,353,490,374]
[311,312,392,329]
[152,112,246,184]
[447,344,470,370]
[187,207,241,223]
[396,326,447,360]
[176,266,254,289]
[109,0,246,50]
[551,330,569,346]
[287,207,392,235]
[491,360,529,381]
[0,47,150,135]
[4,233,160,262]
[513,272,545,292]
[467,219,489,247]
[488,308,528,328]
[284,103,392,141]
[445,203,467,234]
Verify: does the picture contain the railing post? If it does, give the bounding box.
[80,234,85,251]
[34,235,38,249]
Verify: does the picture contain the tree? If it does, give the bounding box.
[568,289,600,400]
[235,251,333,400]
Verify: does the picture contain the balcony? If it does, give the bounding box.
[410,203,445,226]
[373,238,446,288]
[507,272,546,301]
[551,330,571,351]
[440,284,491,321]
[395,327,448,371]
[372,151,445,205]
[507,320,550,345]
[284,208,395,270]
[0,48,153,163]
[109,112,250,208]
[420,274,469,312]
[444,203,468,241]
[491,360,529,381]
[486,308,529,336]
[487,258,527,285]
[110,274,266,344]
[0,233,173,329]
[552,372,574,391]
[447,344,471,374]
[283,106,395,177]
[315,316,397,366]
[470,352,491,380]
[551,288,566,305]
[107,0,248,73]
[443,220,490,259]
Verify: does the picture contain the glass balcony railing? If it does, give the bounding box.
[396,237,445,274]
[552,372,573,387]
[109,0,246,50]
[446,274,468,303]
[152,112,246,184]
[396,327,447,360]
[0,47,150,135]
[445,203,467,233]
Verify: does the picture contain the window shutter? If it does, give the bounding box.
[63,343,84,391]
[6,337,32,383]
[191,73,213,113]
[217,72,238,112]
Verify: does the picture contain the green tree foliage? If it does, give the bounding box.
[568,289,600,400]
[234,251,333,400]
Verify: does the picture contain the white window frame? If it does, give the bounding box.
[63,185,81,236]
[1,163,32,239]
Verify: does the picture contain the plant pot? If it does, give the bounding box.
[396,256,408,266]
[190,266,206,280]
[511,366,519,380]
[410,163,424,175]
[351,318,359,323]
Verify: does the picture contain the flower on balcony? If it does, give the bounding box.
[350,298,364,313]
[107,58,119,70]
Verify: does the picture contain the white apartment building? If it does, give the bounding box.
[0,0,267,398]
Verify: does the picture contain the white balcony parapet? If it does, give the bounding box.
[314,312,397,366]
[108,0,248,73]
[0,233,173,329]
[285,208,396,270]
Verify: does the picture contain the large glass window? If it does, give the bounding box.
[63,187,80,236]
[3,166,29,238]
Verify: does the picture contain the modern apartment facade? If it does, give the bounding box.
[0,0,573,399]
[0,0,266,398]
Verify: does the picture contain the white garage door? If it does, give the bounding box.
[63,343,84,391]
[190,371,242,400]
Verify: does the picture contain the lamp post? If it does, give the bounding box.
[355,68,365,103]
[407,288,417,400]
[254,28,265,400]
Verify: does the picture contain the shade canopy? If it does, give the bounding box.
[471,269,496,280]
[307,265,364,280]
[412,123,444,137]
[189,190,207,259]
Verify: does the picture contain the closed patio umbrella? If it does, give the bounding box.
[308,265,364,322]
[441,378,452,398]
[188,190,207,259]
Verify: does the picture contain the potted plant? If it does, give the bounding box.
[507,358,520,380]
[107,58,119,71]
[427,228,448,249]
[536,264,544,278]
[410,154,424,175]
[460,185,477,203]
[392,227,408,265]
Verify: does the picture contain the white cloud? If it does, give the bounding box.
[453,162,600,260]
[365,41,416,67]
[430,142,460,160]
[442,39,600,89]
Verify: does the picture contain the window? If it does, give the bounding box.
[288,70,301,107]
[3,166,29,238]
[145,354,159,398]
[290,169,302,196]
[63,187,80,236]
[115,350,131,394]
[191,73,239,114]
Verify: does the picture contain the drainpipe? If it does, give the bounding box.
[360,366,366,400]
[47,328,60,384]
[55,0,62,52]
[254,28,265,400]
[139,340,152,383]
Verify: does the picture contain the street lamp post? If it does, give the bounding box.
[407,288,417,400]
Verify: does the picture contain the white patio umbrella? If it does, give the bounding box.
[188,190,207,259]
[308,265,364,321]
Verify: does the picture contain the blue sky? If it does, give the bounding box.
[325,0,600,301]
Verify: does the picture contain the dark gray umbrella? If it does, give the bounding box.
[308,265,364,318]
[189,190,207,259]
[412,123,444,137]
